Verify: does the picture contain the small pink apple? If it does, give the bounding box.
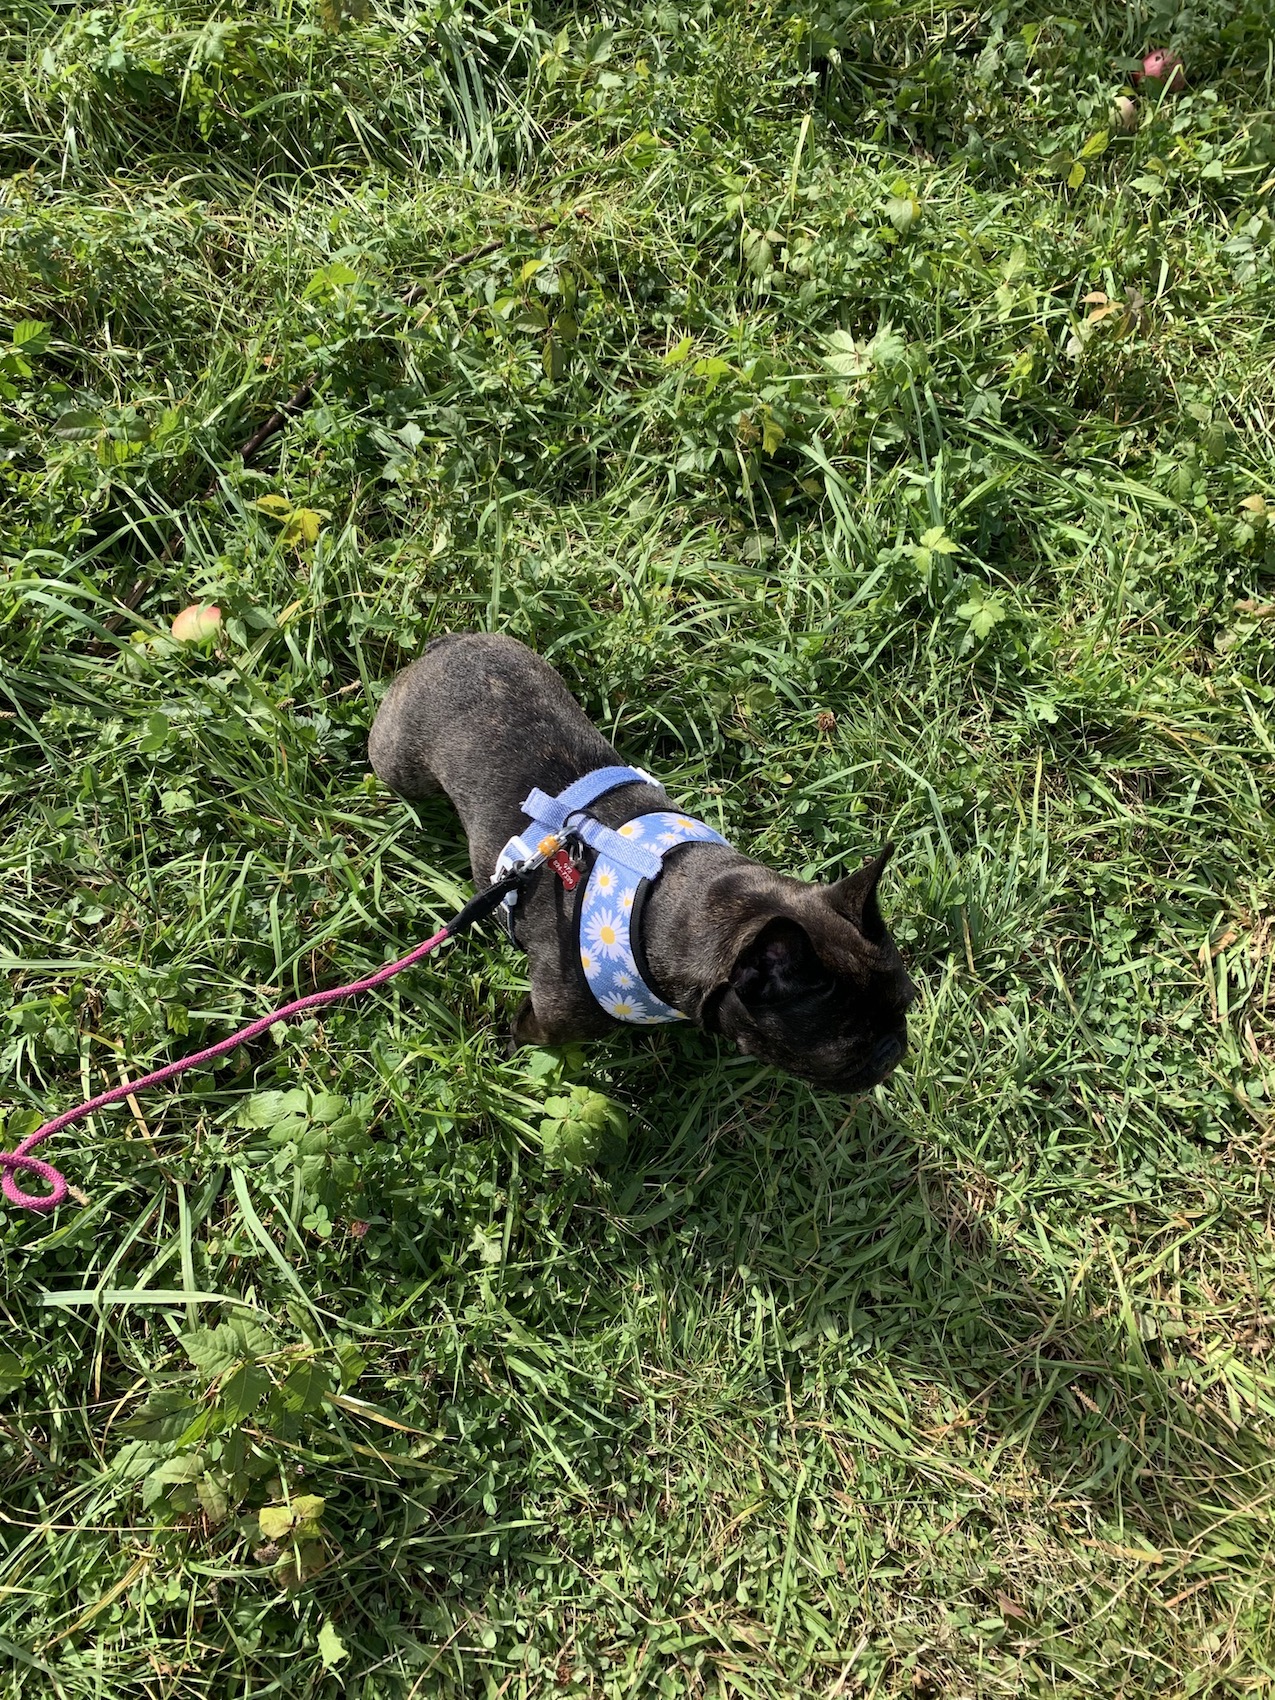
[1134,49,1185,93]
[171,603,222,643]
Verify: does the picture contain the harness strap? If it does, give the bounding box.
[521,766,663,881]
[496,768,732,1027]
[522,788,663,880]
[576,811,729,1022]
[527,764,649,816]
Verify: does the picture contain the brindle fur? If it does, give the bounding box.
[368,633,915,1092]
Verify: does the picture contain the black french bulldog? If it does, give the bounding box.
[368,633,915,1093]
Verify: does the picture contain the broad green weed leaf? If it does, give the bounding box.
[258,1495,326,1545]
[523,1048,560,1082]
[318,1621,348,1671]
[308,1092,348,1124]
[181,1323,245,1378]
[335,1341,367,1389]
[824,329,869,377]
[0,1352,31,1396]
[280,507,326,547]
[12,319,49,350]
[228,1317,274,1357]
[540,1116,593,1169]
[693,355,733,393]
[869,325,907,367]
[219,1363,271,1424]
[2,1109,41,1143]
[148,1453,207,1486]
[829,325,907,377]
[54,407,101,440]
[196,1473,230,1524]
[239,1089,310,1132]
[957,593,1008,639]
[542,335,566,382]
[582,26,615,65]
[920,527,959,554]
[122,1388,205,1442]
[469,1225,503,1265]
[258,1503,295,1541]
[539,1087,628,1170]
[303,261,360,298]
[281,1361,331,1414]
[291,1495,326,1536]
[138,712,170,754]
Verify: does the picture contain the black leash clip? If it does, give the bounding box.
[485,837,560,945]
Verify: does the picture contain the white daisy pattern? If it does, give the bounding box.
[577,810,730,1024]
[583,906,627,961]
[495,786,730,1027]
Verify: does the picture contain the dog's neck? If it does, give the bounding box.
[640,846,777,1021]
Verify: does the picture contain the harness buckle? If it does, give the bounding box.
[500,895,519,944]
[492,835,561,944]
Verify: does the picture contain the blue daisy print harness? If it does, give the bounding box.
[493,765,730,1024]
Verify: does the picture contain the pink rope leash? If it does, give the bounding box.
[0,925,451,1214]
[1,850,541,1216]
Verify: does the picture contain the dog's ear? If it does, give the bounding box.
[828,843,894,942]
[729,917,829,1007]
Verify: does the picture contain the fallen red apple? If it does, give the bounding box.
[1113,95,1138,131]
[1134,48,1185,94]
[171,603,222,643]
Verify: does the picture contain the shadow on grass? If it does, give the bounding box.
[603,1067,1272,1570]
[287,1066,1273,1695]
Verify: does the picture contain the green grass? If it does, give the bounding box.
[2,0,1275,1693]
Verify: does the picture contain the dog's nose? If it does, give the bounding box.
[871,1032,905,1073]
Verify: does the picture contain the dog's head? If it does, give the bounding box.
[703,846,915,1094]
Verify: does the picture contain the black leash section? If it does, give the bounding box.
[446,868,529,936]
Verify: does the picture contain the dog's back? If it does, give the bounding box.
[368,631,627,874]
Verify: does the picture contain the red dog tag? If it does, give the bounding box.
[549,847,582,891]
